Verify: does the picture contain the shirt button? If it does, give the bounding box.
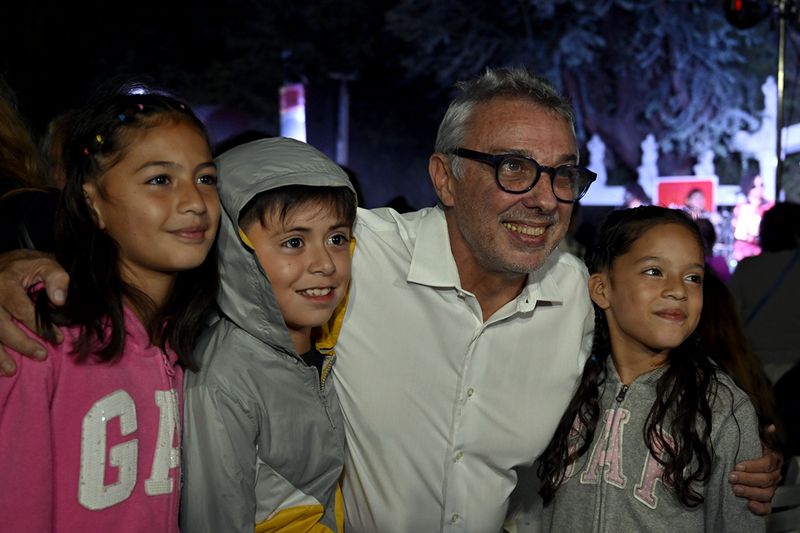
[466,387,475,397]
[450,513,460,523]
[454,451,463,461]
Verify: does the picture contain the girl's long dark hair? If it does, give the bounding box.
[35,91,219,370]
[539,206,730,508]
[697,267,780,447]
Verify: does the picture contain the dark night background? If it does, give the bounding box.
[1,0,449,209]
[2,0,798,210]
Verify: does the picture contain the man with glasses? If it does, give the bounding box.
[0,67,780,533]
[336,67,775,533]
[336,67,598,533]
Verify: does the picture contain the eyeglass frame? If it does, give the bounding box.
[448,147,597,204]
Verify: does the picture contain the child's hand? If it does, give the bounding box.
[0,249,68,376]
[728,430,783,515]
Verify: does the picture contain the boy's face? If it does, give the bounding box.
[244,201,352,354]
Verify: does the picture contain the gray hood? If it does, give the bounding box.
[214,137,354,354]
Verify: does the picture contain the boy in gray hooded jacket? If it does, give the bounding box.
[180,137,356,533]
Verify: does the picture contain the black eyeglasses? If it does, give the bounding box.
[449,147,596,203]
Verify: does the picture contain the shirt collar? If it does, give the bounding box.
[406,206,461,289]
[406,206,565,309]
[518,260,563,311]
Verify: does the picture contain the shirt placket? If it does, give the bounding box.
[442,293,486,532]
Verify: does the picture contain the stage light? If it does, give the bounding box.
[723,0,771,29]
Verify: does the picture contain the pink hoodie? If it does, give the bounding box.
[0,307,183,532]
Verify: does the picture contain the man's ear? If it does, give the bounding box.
[82,182,106,229]
[429,153,456,208]
[588,272,610,309]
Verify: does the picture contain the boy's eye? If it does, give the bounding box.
[198,173,218,186]
[328,233,350,246]
[686,273,703,284]
[282,237,304,249]
[147,174,170,185]
[642,267,662,277]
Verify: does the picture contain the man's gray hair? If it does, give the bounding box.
[434,67,576,178]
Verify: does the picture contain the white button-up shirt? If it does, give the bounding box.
[335,206,594,533]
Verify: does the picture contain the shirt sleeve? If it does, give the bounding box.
[704,392,766,533]
[0,347,57,532]
[580,297,595,362]
[180,381,260,533]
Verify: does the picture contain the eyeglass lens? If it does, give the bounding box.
[498,156,587,200]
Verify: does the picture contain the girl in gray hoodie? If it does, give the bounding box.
[539,206,764,532]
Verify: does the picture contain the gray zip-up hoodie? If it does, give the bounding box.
[180,137,354,533]
[542,359,765,532]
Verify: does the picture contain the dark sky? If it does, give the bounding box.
[1,1,448,208]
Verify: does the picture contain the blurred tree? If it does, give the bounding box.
[6,0,795,198]
[385,0,778,176]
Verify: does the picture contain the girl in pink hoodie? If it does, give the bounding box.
[0,91,220,532]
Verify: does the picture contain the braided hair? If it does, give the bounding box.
[539,206,724,507]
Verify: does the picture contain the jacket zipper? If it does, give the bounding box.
[319,353,334,392]
[598,383,630,529]
[318,353,337,429]
[160,351,181,508]
[615,384,629,402]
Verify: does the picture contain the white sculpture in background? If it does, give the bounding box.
[693,149,716,178]
[731,76,777,202]
[578,77,797,208]
[587,134,607,186]
[637,133,658,201]
[580,134,625,206]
